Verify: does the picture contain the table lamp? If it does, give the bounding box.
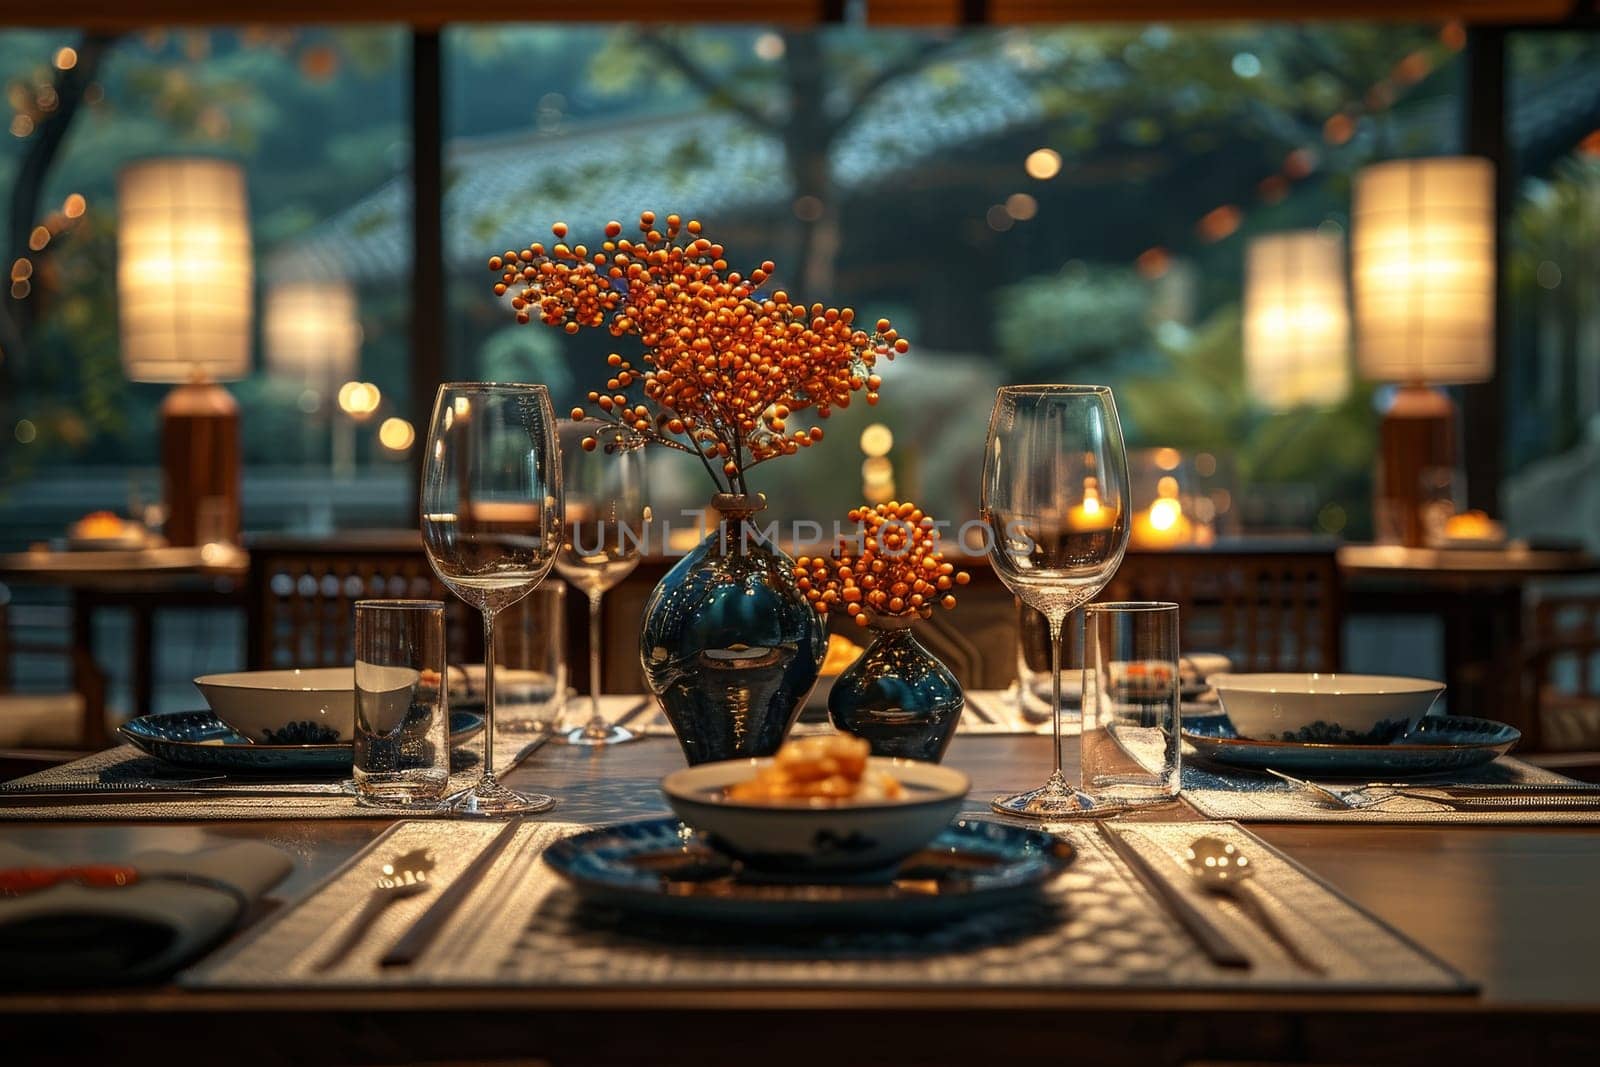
[1352,156,1494,546]
[117,157,253,546]
[264,280,360,395]
[1243,230,1350,412]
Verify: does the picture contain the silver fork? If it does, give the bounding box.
[1266,769,1600,811]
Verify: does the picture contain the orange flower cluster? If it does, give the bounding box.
[795,502,971,626]
[491,212,907,494]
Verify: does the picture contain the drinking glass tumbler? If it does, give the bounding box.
[487,583,567,735]
[353,599,451,808]
[1081,602,1182,807]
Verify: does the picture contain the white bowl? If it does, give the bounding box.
[1211,672,1444,743]
[194,668,358,744]
[661,757,970,878]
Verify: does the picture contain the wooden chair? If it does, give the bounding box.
[0,583,108,754]
[1105,548,1343,673]
[1524,593,1600,755]
[246,534,459,669]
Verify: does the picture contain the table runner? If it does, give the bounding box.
[186,817,1470,994]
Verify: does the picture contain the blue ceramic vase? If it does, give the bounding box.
[640,494,826,765]
[828,618,964,762]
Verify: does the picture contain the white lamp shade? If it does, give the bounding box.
[1243,231,1350,411]
[1352,156,1494,385]
[264,281,361,388]
[117,157,253,383]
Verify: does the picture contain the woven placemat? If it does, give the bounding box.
[0,732,549,821]
[186,817,1470,994]
[1179,757,1600,824]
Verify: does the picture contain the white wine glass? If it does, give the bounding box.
[555,418,649,745]
[982,384,1131,818]
[421,382,563,816]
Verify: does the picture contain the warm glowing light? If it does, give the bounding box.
[378,417,415,452]
[1153,447,1181,471]
[1005,192,1038,221]
[337,380,381,418]
[117,158,253,383]
[1068,477,1114,531]
[1025,148,1061,180]
[1148,496,1181,532]
[1352,157,1493,384]
[1244,230,1350,410]
[264,281,361,389]
[27,226,48,251]
[53,47,77,71]
[62,193,86,218]
[10,258,31,282]
[859,423,894,457]
[753,32,785,61]
[1135,247,1171,279]
[1197,205,1242,242]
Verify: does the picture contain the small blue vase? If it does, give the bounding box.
[640,494,826,765]
[828,619,964,762]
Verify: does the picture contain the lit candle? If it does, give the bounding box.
[1068,477,1115,531]
[1131,478,1192,549]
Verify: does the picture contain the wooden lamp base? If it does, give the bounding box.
[1376,383,1455,547]
[160,380,241,546]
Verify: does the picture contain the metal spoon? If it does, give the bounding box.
[313,848,435,972]
[1184,836,1325,974]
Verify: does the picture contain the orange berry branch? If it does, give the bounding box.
[795,502,971,627]
[490,211,908,495]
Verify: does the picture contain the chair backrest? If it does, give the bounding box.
[1526,593,1600,751]
[246,535,454,669]
[1104,548,1343,673]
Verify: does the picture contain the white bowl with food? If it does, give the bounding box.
[661,735,970,879]
[193,667,359,744]
[1211,672,1444,743]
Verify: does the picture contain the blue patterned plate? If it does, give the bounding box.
[543,815,1074,927]
[117,709,484,774]
[1183,714,1520,777]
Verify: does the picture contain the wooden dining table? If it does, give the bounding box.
[0,544,249,721]
[4,729,1600,1066]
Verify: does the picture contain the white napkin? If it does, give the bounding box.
[0,840,292,985]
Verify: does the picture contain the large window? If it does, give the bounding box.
[424,22,1463,538]
[0,28,410,550]
[1503,30,1600,547]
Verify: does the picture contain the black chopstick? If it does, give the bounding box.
[380,817,524,968]
[1095,822,1252,971]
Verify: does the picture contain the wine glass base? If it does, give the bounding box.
[562,723,637,746]
[449,777,556,817]
[990,771,1134,820]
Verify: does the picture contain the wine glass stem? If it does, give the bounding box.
[1049,610,1066,780]
[587,590,604,727]
[481,608,498,783]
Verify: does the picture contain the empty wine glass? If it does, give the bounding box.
[554,418,649,745]
[421,383,563,816]
[982,385,1131,818]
